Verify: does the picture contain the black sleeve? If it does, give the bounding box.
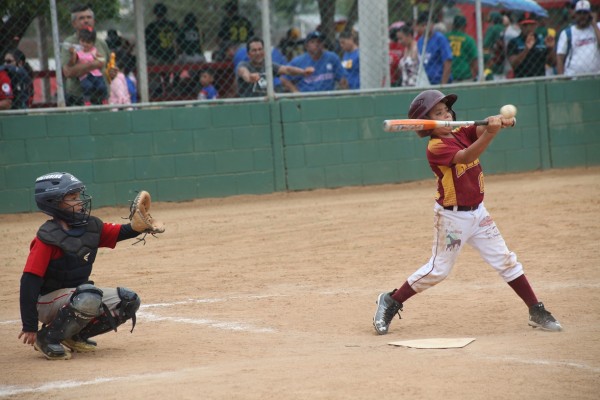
[20,272,43,332]
[117,223,141,242]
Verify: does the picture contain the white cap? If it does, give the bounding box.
[575,0,591,12]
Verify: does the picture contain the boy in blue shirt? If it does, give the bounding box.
[339,31,360,89]
[198,70,218,100]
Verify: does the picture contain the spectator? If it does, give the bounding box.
[507,13,556,78]
[388,24,406,86]
[105,29,122,53]
[113,48,137,104]
[212,41,238,62]
[217,1,254,52]
[237,37,314,97]
[339,31,360,89]
[145,3,178,64]
[446,15,478,82]
[416,12,453,84]
[145,3,178,98]
[198,70,218,100]
[108,53,133,109]
[556,0,600,76]
[61,4,113,106]
[278,28,304,62]
[178,13,205,64]
[502,12,522,78]
[3,48,34,109]
[483,12,507,80]
[233,42,287,70]
[67,28,108,106]
[397,25,419,87]
[284,31,348,92]
[0,67,13,109]
[233,41,287,92]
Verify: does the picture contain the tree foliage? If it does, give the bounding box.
[0,0,119,57]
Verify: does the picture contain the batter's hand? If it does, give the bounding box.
[485,116,502,135]
[19,331,36,345]
[500,117,516,128]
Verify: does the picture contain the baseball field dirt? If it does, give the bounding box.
[1,167,599,399]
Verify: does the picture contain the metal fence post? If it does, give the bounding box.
[49,0,65,108]
[134,0,149,104]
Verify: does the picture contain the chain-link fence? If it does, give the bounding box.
[0,0,598,112]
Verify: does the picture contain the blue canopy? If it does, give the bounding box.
[457,0,549,17]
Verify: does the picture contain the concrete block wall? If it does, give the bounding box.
[1,77,599,214]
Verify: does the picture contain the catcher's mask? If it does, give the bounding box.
[408,90,458,137]
[34,172,92,227]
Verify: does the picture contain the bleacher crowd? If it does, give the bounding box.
[1,0,598,111]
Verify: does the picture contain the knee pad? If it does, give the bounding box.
[70,284,103,318]
[76,287,141,340]
[117,287,141,332]
[116,287,141,320]
[44,284,103,342]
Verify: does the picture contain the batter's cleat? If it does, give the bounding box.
[528,302,562,332]
[373,291,403,335]
[62,335,97,353]
[34,328,71,360]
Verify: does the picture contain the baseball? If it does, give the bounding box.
[500,104,517,119]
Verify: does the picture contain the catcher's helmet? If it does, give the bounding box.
[34,172,92,227]
[408,90,458,137]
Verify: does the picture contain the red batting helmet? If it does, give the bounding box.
[408,90,458,137]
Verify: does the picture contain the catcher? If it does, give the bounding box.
[18,172,164,360]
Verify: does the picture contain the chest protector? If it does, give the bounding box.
[37,216,103,294]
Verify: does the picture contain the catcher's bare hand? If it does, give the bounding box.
[128,190,165,234]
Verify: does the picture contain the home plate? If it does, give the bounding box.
[388,337,475,349]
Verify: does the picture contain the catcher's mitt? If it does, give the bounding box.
[128,190,165,234]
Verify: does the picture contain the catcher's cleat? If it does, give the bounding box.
[62,335,97,353]
[528,302,562,332]
[34,328,71,360]
[373,291,403,335]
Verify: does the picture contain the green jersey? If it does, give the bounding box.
[446,30,477,81]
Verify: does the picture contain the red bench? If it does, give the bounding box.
[30,61,235,108]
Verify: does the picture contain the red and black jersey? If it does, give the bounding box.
[24,221,122,278]
[426,125,485,207]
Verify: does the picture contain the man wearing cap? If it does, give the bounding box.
[446,15,478,82]
[284,31,348,92]
[556,0,600,76]
[507,12,556,78]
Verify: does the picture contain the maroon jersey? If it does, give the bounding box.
[426,125,484,207]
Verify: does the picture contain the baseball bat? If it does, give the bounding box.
[383,119,488,132]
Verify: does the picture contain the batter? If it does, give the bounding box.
[373,90,562,334]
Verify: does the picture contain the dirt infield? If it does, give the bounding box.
[1,167,599,399]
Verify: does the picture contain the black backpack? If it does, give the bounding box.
[0,65,32,109]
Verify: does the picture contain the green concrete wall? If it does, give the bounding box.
[1,78,599,214]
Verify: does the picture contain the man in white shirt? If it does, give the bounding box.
[556,0,600,76]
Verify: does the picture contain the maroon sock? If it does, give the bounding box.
[391,281,417,304]
[507,274,538,307]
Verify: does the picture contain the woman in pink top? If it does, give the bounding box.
[68,28,108,105]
